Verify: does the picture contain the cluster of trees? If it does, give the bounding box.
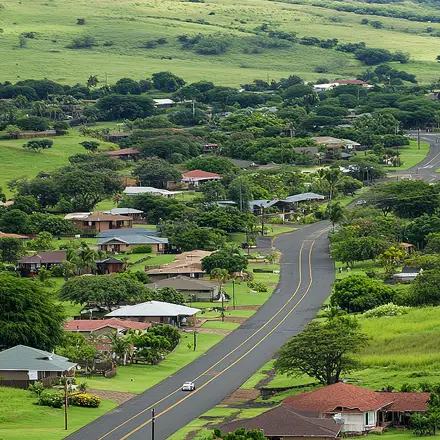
[60,274,185,311]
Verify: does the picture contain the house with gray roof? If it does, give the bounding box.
[98,232,168,254]
[0,345,77,388]
[146,276,219,301]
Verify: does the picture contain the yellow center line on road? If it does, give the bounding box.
[118,228,326,440]
[97,227,327,440]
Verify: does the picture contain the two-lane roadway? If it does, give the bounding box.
[66,221,335,440]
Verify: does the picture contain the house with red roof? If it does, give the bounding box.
[283,383,429,433]
[181,169,221,187]
[64,318,151,336]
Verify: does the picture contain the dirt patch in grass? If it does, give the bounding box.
[196,328,232,335]
[222,389,260,405]
[88,388,136,404]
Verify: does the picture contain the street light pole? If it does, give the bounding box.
[64,376,68,430]
[151,408,156,440]
[193,313,197,351]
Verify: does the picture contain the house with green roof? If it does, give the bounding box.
[0,345,77,388]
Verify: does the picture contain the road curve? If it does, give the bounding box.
[65,221,335,440]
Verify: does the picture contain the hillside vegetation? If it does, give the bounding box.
[1,0,440,84]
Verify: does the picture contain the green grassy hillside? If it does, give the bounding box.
[1,0,440,84]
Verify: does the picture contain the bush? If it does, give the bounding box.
[363,303,410,318]
[247,281,268,292]
[70,393,101,408]
[38,391,64,408]
[28,381,44,397]
[131,245,153,254]
[68,36,97,49]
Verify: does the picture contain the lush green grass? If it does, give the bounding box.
[201,320,240,330]
[129,253,175,271]
[0,130,114,197]
[85,333,223,394]
[2,0,440,85]
[0,387,117,440]
[385,140,430,172]
[265,225,297,236]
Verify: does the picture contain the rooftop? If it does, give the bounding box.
[18,250,67,265]
[0,231,29,239]
[98,235,168,246]
[123,187,181,196]
[106,148,140,156]
[106,300,200,318]
[0,345,76,372]
[146,250,212,275]
[103,208,144,215]
[64,318,151,332]
[182,170,221,180]
[219,405,341,438]
[146,276,218,291]
[97,227,157,238]
[284,383,393,413]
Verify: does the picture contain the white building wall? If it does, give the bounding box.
[341,411,378,432]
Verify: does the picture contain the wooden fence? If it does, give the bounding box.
[0,376,58,390]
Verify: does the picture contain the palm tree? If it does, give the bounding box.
[324,169,343,201]
[77,245,98,275]
[107,332,131,366]
[210,268,229,322]
[87,75,99,88]
[327,202,344,231]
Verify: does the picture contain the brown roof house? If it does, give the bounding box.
[0,345,77,389]
[219,405,342,440]
[284,383,429,433]
[146,250,213,281]
[65,211,133,233]
[146,276,219,301]
[17,250,67,277]
[98,232,168,254]
[106,148,140,161]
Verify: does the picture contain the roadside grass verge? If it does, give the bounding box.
[384,140,430,172]
[0,387,117,440]
[85,333,223,394]
[201,320,240,331]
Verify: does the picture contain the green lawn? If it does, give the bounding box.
[0,130,115,197]
[265,225,297,236]
[385,140,430,172]
[2,0,440,84]
[0,387,117,440]
[86,332,223,394]
[201,320,240,330]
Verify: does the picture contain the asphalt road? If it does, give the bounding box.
[394,131,440,182]
[65,221,335,440]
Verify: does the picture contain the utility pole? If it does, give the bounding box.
[64,377,68,430]
[418,128,421,150]
[193,314,197,351]
[192,100,195,118]
[221,287,225,322]
[151,408,156,440]
[232,280,236,310]
[261,205,265,236]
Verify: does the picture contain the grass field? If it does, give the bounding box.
[385,140,430,172]
[1,0,440,85]
[85,332,223,394]
[0,128,115,197]
[0,387,117,440]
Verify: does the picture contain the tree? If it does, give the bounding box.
[155,287,185,305]
[211,268,229,321]
[0,237,25,263]
[378,246,406,275]
[0,274,65,350]
[22,139,53,152]
[408,269,440,307]
[338,176,363,196]
[60,275,152,310]
[27,231,54,251]
[137,135,202,161]
[324,168,343,201]
[199,180,227,202]
[405,214,440,249]
[97,94,155,120]
[53,121,70,135]
[0,209,30,234]
[213,428,268,439]
[185,156,235,175]
[56,333,98,367]
[133,158,182,188]
[355,48,393,65]
[111,78,141,95]
[274,317,368,385]
[331,275,395,313]
[326,202,344,231]
[16,116,50,131]
[80,140,100,153]
[202,251,248,274]
[228,177,253,212]
[152,71,186,92]
[87,75,99,88]
[330,236,385,268]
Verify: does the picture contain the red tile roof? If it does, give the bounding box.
[64,318,151,332]
[106,148,140,156]
[219,405,342,438]
[0,231,29,239]
[182,170,221,179]
[381,392,430,412]
[284,383,393,413]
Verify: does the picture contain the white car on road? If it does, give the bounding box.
[182,381,196,391]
